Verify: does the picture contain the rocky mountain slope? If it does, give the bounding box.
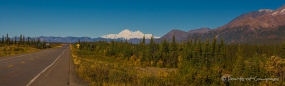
[164,4,285,44]
[159,28,211,42]
[217,4,285,30]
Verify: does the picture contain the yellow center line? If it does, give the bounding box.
[22,61,25,63]
[31,59,33,60]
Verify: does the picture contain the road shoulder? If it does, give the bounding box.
[68,49,89,86]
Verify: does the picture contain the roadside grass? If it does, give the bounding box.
[0,44,62,57]
[0,45,39,57]
[71,45,179,86]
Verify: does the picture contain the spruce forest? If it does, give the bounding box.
[72,35,285,86]
[0,34,60,57]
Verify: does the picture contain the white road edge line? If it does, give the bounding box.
[26,49,66,86]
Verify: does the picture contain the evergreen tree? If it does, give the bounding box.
[1,35,4,44]
[170,35,178,67]
[204,38,211,69]
[20,34,23,44]
[27,37,31,45]
[198,39,203,57]
[192,39,203,68]
[124,40,133,59]
[14,36,17,45]
[211,36,217,57]
[232,44,245,77]
[6,33,9,45]
[37,38,41,49]
[23,35,25,45]
[140,36,147,62]
[170,35,177,52]
[161,39,169,67]
[280,43,285,58]
[218,39,226,68]
[183,39,193,61]
[218,39,225,53]
[149,35,155,62]
[141,35,146,47]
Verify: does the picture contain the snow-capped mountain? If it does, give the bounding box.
[101,29,160,39]
[271,5,285,15]
[258,9,273,12]
[185,4,285,44]
[216,4,285,30]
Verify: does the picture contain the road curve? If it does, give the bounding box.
[0,44,88,86]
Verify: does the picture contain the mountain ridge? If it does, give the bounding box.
[162,4,285,44]
[159,28,211,42]
[33,36,155,43]
[216,4,285,31]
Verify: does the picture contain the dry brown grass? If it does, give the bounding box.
[136,67,177,76]
[0,45,40,57]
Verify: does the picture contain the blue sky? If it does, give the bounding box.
[1,0,285,38]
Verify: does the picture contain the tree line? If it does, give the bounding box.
[75,35,285,85]
[77,35,284,67]
[1,33,48,49]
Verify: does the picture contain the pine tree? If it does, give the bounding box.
[280,42,285,58]
[37,38,41,49]
[20,34,23,44]
[204,38,211,69]
[23,35,25,45]
[6,33,9,45]
[1,35,4,44]
[233,44,245,77]
[27,37,30,45]
[192,39,203,68]
[14,36,17,45]
[211,36,217,57]
[183,39,193,61]
[218,38,226,68]
[198,39,203,57]
[170,35,178,67]
[140,36,147,62]
[161,38,169,67]
[149,35,155,61]
[218,39,225,53]
[170,35,177,52]
[141,35,146,47]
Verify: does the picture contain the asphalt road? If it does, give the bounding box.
[0,45,88,86]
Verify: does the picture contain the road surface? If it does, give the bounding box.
[0,45,88,86]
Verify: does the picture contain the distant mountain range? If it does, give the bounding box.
[35,29,158,43]
[36,36,150,43]
[160,4,285,44]
[3,29,158,43]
